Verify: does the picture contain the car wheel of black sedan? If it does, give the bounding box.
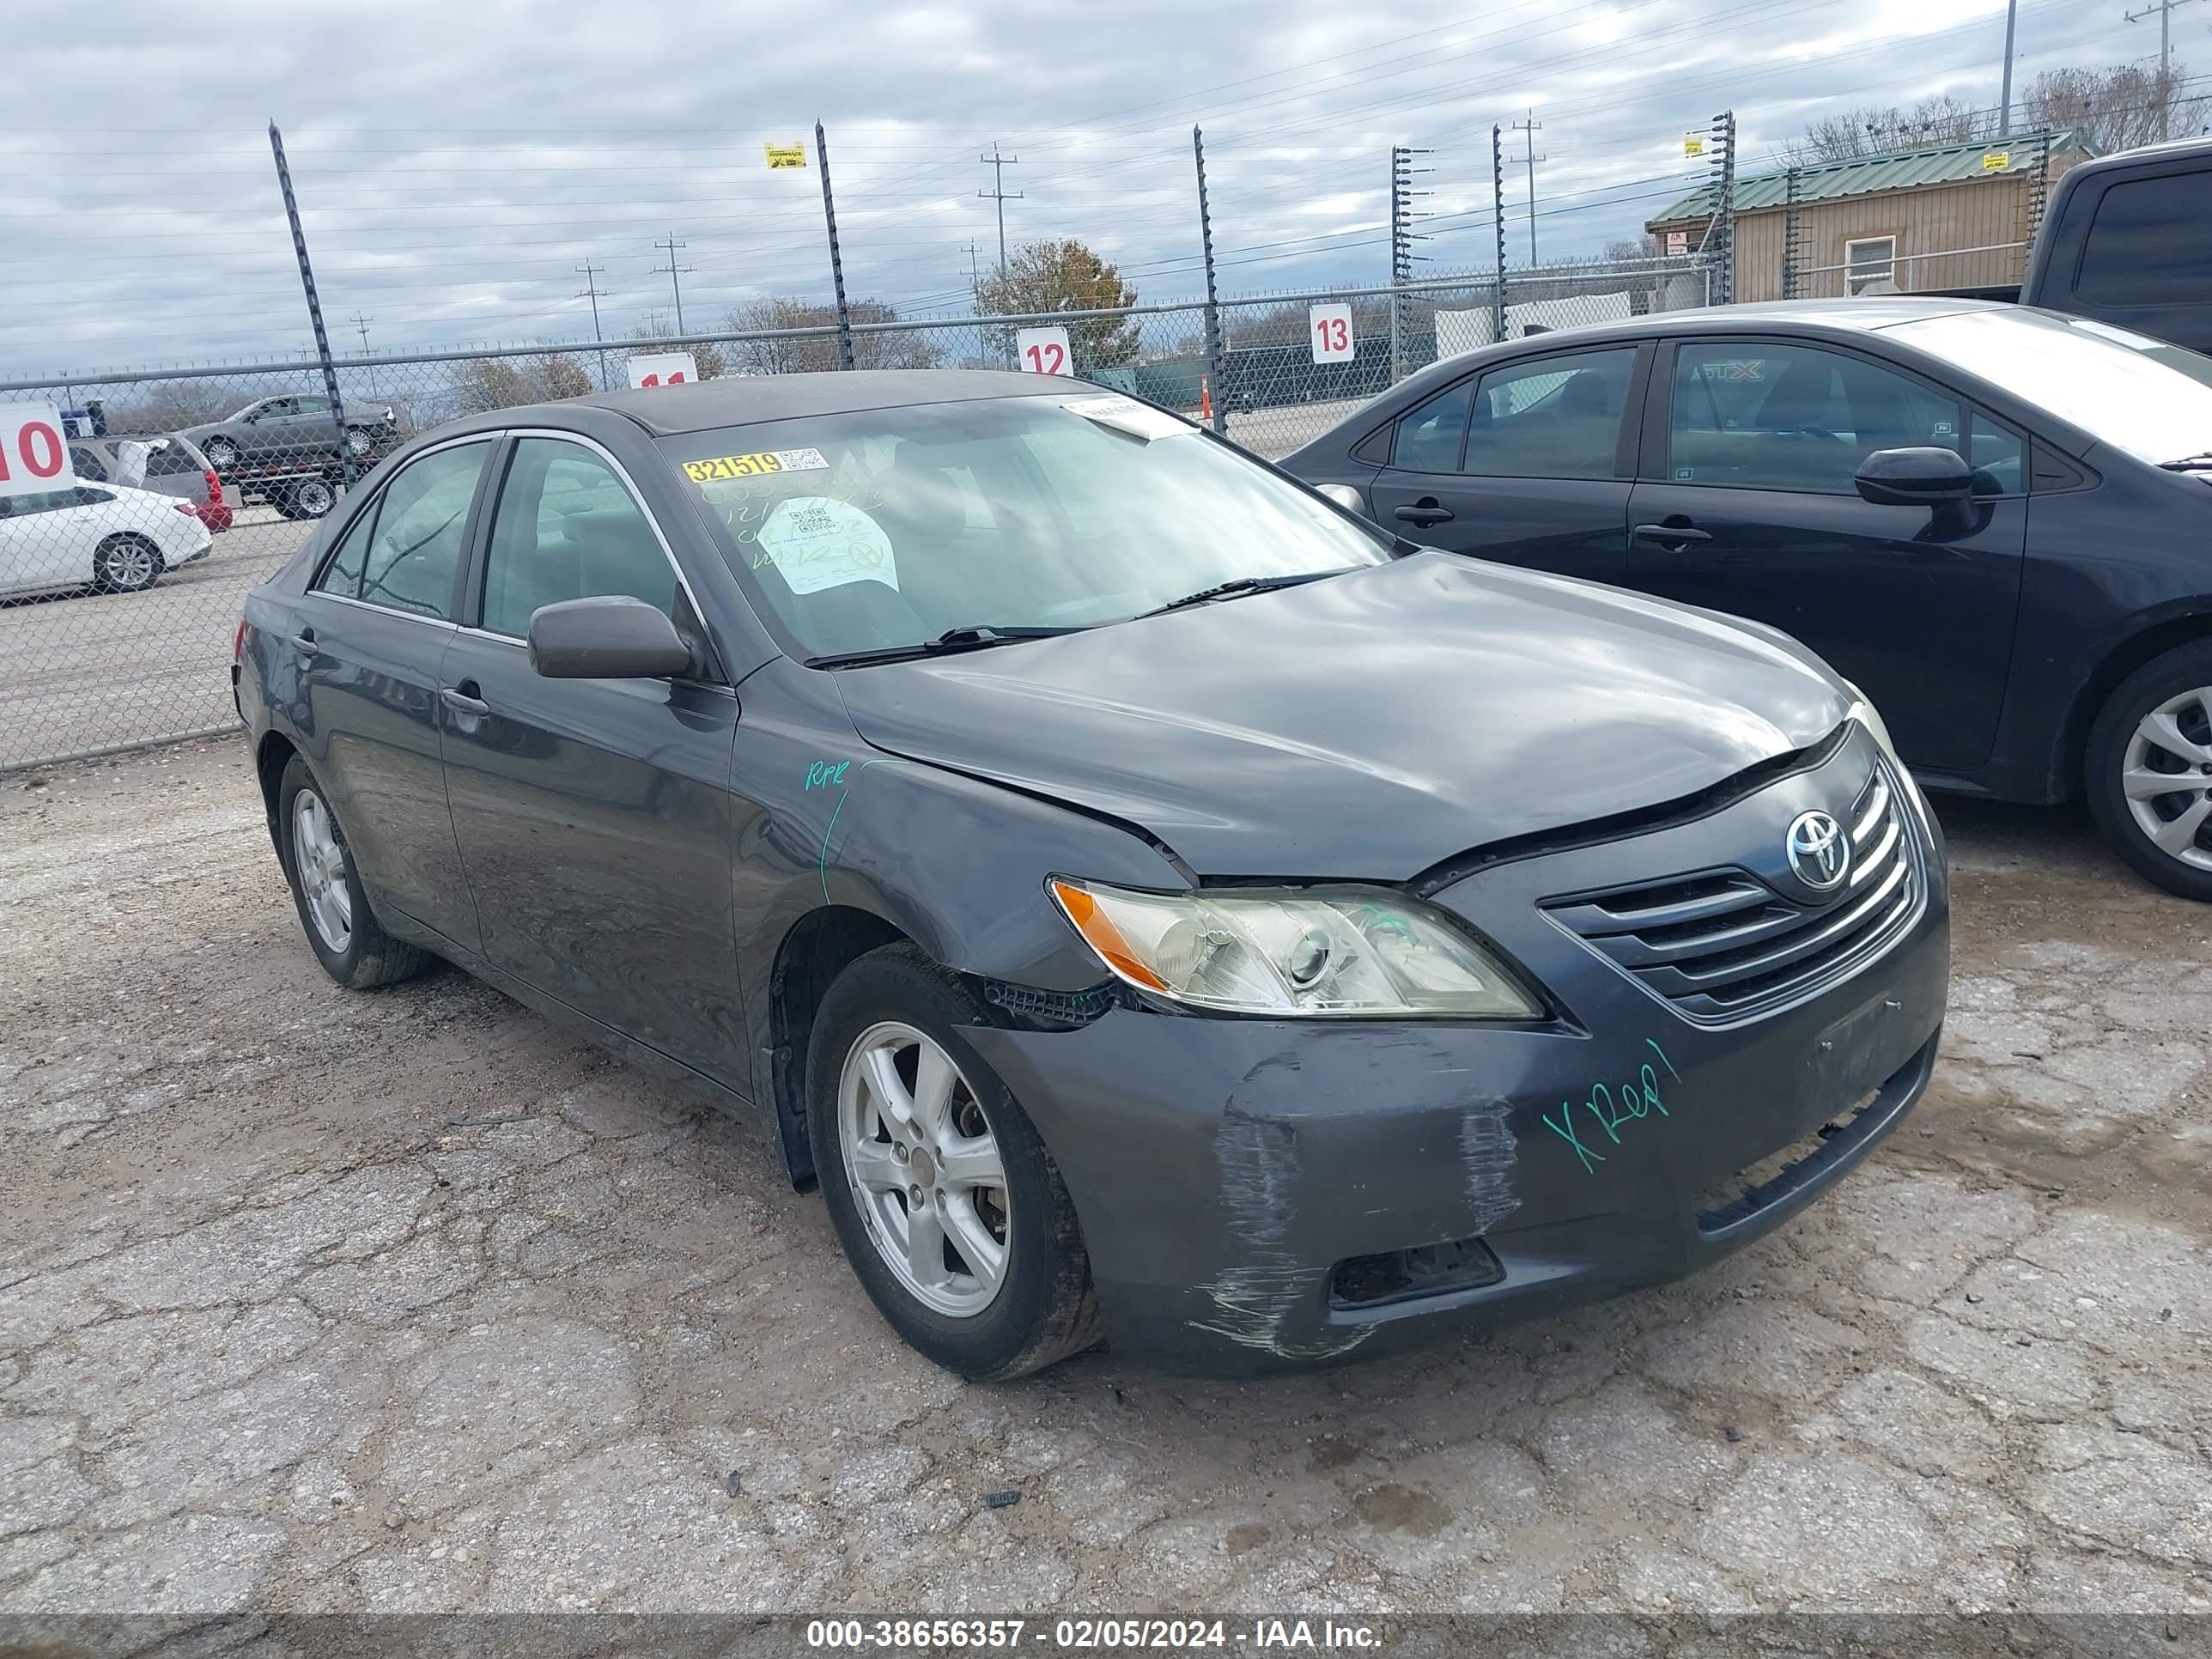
[92,534,162,594]
[2087,641,2212,901]
[276,756,434,988]
[808,944,1103,1379]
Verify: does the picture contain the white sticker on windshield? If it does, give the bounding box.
[754,496,899,595]
[1060,395,1192,441]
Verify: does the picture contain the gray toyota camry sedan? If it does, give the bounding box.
[233,370,1949,1378]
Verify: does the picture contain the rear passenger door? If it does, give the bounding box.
[439,433,744,1078]
[1363,344,1647,585]
[291,437,491,947]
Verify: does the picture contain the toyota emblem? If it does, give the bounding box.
[1786,809,1850,892]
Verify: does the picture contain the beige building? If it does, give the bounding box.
[1647,130,2095,302]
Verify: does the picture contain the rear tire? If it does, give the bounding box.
[807,944,1103,1379]
[2086,641,2212,901]
[276,477,337,521]
[92,534,162,593]
[275,755,434,988]
[202,437,239,471]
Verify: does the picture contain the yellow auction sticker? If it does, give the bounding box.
[682,447,830,483]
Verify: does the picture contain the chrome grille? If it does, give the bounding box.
[1543,764,1920,1023]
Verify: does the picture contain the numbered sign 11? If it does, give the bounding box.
[629,351,699,389]
[1309,303,1355,364]
[1015,327,1073,376]
[0,403,75,500]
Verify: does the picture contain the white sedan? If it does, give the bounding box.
[0,481,213,599]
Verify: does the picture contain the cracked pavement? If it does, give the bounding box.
[2,736,2209,1618]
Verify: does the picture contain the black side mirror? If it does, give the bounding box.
[1855,447,1973,507]
[527,596,694,680]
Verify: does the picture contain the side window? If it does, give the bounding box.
[1668,343,1969,494]
[1966,413,2027,497]
[1389,381,1474,471]
[258,398,296,419]
[295,396,331,416]
[479,438,677,638]
[69,446,109,483]
[2077,173,2212,306]
[356,441,488,619]
[1462,347,1638,480]
[313,498,381,599]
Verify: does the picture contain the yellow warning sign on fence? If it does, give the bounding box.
[1981,149,2012,171]
[1683,132,1706,158]
[764,143,808,169]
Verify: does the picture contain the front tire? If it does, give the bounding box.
[807,944,1102,1379]
[2087,641,2212,901]
[203,437,239,471]
[276,755,434,988]
[92,534,162,593]
[343,426,374,458]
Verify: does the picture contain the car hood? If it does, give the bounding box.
[834,551,1852,879]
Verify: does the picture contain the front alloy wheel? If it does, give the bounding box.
[343,427,373,457]
[203,437,239,470]
[839,1022,1012,1316]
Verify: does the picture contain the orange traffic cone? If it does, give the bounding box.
[1199,375,1213,421]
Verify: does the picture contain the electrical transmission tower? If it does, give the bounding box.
[978,144,1024,273]
[652,233,695,333]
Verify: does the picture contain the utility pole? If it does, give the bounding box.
[978,143,1023,273]
[575,262,609,390]
[1511,109,1546,266]
[1998,0,2020,136]
[349,312,377,396]
[652,232,694,334]
[2124,0,2204,139]
[963,242,984,313]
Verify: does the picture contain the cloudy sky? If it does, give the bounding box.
[0,0,2189,376]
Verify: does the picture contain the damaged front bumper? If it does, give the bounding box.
[966,727,1951,1376]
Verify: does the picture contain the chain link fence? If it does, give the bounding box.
[0,258,1706,772]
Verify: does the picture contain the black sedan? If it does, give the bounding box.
[1284,301,2212,899]
[234,371,1948,1376]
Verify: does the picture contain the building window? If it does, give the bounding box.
[1844,235,1899,295]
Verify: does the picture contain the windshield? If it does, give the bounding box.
[660,393,1391,662]
[1887,308,2212,467]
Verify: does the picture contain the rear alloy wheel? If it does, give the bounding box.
[278,478,337,520]
[343,427,373,458]
[202,437,240,471]
[93,535,162,593]
[808,944,1103,1378]
[275,755,434,988]
[2087,641,2212,900]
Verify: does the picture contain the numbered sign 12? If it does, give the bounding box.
[1015,327,1072,376]
[0,403,75,500]
[629,351,699,389]
[1309,303,1355,364]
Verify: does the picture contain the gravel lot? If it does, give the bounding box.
[3,733,2209,1623]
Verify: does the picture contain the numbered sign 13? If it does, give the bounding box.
[1309,303,1355,364]
[0,404,75,500]
[629,351,699,389]
[1015,327,1072,376]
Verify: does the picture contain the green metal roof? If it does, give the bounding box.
[1649,128,2093,226]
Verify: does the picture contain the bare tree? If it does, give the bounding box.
[629,313,723,380]
[721,297,943,374]
[2023,61,2209,151]
[1793,93,1981,162]
[1603,234,1664,263]
[447,354,596,416]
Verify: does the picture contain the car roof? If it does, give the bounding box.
[477,368,1090,438]
[2060,131,2212,179]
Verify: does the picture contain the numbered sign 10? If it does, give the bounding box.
[1309,303,1355,364]
[1015,327,1073,377]
[0,404,75,500]
[629,351,699,389]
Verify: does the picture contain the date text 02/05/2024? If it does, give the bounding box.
[803,1618,1385,1650]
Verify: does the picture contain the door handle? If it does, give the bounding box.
[1633,522,1713,549]
[288,629,316,653]
[441,685,490,716]
[1394,502,1455,526]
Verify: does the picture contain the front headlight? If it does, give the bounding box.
[1048,878,1540,1018]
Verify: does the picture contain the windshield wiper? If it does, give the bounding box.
[805,624,1087,669]
[1134,570,1340,619]
[2159,453,2212,471]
